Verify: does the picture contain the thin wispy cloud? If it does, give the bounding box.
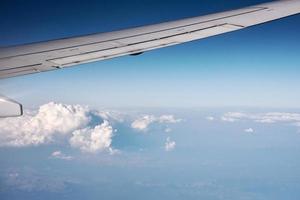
[51,151,73,161]
[96,110,124,123]
[206,116,215,121]
[221,112,300,127]
[244,128,254,133]
[164,128,172,133]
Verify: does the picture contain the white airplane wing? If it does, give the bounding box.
[1,0,300,79]
[1,0,300,117]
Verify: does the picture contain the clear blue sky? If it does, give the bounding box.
[1,0,300,108]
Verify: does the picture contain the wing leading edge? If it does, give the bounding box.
[1,0,300,79]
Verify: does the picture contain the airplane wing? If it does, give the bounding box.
[1,0,300,79]
[1,0,300,117]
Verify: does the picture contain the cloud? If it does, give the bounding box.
[164,128,172,133]
[165,137,176,151]
[206,116,215,121]
[96,110,124,122]
[0,102,119,154]
[69,120,114,153]
[131,115,181,131]
[221,112,247,122]
[0,102,90,147]
[51,151,73,160]
[0,102,180,153]
[221,112,300,126]
[131,115,156,131]
[244,128,254,133]
[158,115,182,123]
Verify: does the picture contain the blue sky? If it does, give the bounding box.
[1,0,300,108]
[1,1,300,199]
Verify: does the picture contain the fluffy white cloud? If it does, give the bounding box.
[131,115,181,131]
[0,102,118,154]
[0,102,180,153]
[158,115,182,123]
[69,120,114,153]
[221,112,300,126]
[244,128,254,133]
[51,151,73,160]
[131,115,156,131]
[0,102,90,147]
[165,137,176,151]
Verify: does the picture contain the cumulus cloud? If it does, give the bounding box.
[244,128,254,133]
[51,151,73,160]
[69,120,114,153]
[0,102,180,153]
[221,112,300,126]
[0,102,118,154]
[165,137,176,151]
[131,115,156,131]
[131,115,181,131]
[0,102,90,147]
